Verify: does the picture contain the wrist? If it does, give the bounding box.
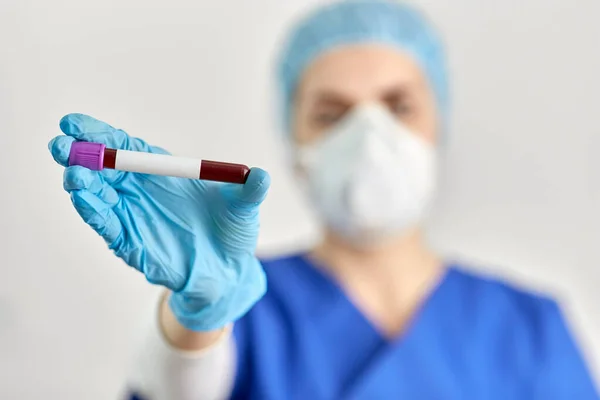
[168,255,266,331]
[160,291,231,351]
[168,291,232,332]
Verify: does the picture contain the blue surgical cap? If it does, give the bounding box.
[276,0,449,133]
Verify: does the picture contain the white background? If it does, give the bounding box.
[1,0,599,398]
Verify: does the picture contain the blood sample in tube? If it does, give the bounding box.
[69,142,251,184]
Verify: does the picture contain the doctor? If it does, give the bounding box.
[48,1,598,399]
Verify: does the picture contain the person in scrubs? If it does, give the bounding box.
[48,1,598,399]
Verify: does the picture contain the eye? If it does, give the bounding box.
[381,88,417,119]
[312,109,347,128]
[387,99,414,117]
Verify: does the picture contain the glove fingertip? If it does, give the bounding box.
[60,113,117,139]
[47,136,57,153]
[63,166,94,192]
[59,114,84,136]
[48,135,75,166]
[242,168,271,204]
[247,167,270,185]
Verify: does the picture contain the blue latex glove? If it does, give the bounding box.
[48,113,270,331]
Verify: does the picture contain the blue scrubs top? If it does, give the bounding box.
[231,254,598,400]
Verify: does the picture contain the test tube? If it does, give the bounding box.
[68,141,251,184]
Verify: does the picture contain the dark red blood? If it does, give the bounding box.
[104,148,117,169]
[200,160,250,184]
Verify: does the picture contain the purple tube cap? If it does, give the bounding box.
[68,141,106,170]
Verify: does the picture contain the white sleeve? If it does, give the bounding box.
[123,293,237,400]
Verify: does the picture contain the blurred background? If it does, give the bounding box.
[0,0,599,398]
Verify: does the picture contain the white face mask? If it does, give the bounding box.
[296,103,437,247]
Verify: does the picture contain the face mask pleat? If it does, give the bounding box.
[296,103,437,247]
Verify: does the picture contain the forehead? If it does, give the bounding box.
[297,44,428,101]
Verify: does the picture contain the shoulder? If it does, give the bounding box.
[448,264,597,396]
[447,264,570,341]
[447,265,559,320]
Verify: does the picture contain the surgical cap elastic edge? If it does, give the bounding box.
[275,0,450,135]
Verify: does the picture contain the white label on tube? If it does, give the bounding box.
[115,149,201,179]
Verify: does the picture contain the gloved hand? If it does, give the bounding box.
[48,113,270,331]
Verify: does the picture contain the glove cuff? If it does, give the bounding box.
[168,258,267,331]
